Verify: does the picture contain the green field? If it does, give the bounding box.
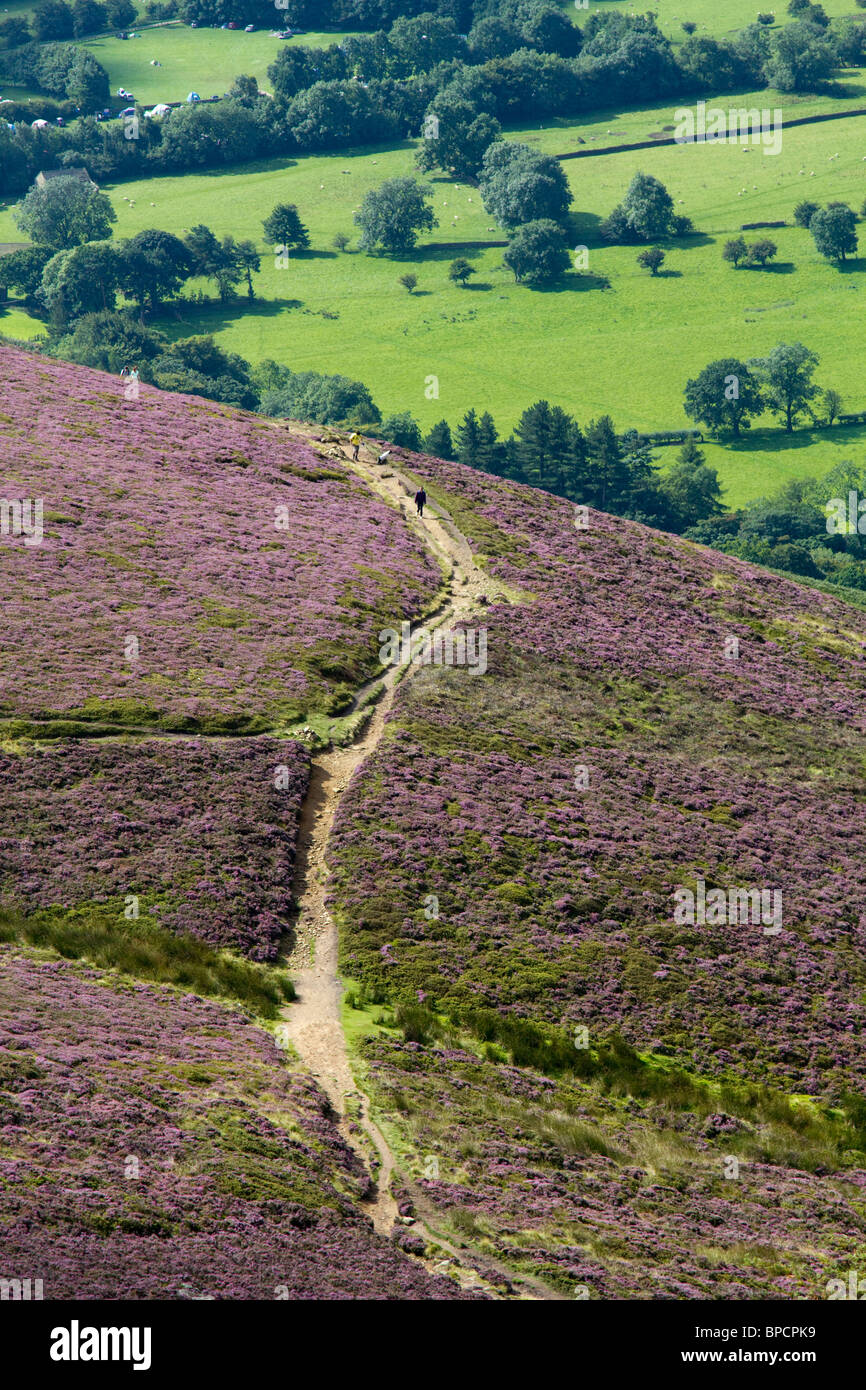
[4,95,866,505]
[4,13,866,506]
[74,25,360,106]
[0,21,360,105]
[558,0,858,40]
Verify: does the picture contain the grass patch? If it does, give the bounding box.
[0,905,294,1019]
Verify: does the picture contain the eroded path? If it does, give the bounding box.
[275,433,555,1298]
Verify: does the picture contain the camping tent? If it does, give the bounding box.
[186,92,201,103]
[146,103,171,118]
[31,119,49,129]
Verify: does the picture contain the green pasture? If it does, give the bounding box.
[557,0,858,42]
[0,22,359,106]
[74,24,360,106]
[0,301,46,338]
[3,88,866,506]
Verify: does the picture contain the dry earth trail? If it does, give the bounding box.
[275,431,558,1299]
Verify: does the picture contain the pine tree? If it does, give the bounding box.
[618,431,665,522]
[423,419,454,459]
[564,421,588,500]
[584,416,630,511]
[547,405,574,494]
[513,400,552,488]
[659,438,723,529]
[262,203,310,252]
[476,411,501,474]
[457,408,481,468]
[501,435,526,484]
[677,436,705,468]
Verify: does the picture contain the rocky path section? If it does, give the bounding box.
[274,430,556,1299]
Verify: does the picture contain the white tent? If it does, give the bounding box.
[186,92,201,102]
[146,103,171,118]
[31,119,49,129]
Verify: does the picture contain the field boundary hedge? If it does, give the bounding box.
[556,105,866,162]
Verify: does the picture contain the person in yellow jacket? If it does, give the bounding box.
[349,432,361,460]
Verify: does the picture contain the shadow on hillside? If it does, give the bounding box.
[714,422,866,458]
[667,231,715,250]
[570,215,714,253]
[572,271,612,291]
[567,211,605,247]
[152,156,299,180]
[654,268,682,278]
[820,78,866,99]
[157,296,302,336]
[837,257,866,274]
[408,243,503,263]
[530,271,612,293]
[742,261,795,274]
[292,249,338,261]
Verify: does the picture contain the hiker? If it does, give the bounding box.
[415,487,427,517]
[119,365,129,377]
[349,431,361,461]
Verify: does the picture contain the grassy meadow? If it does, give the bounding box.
[65,24,361,105]
[0,10,358,104]
[557,0,859,40]
[3,10,866,505]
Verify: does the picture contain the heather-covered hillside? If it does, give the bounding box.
[324,444,866,1294]
[5,350,866,1304]
[331,450,866,1094]
[0,738,308,961]
[0,949,472,1300]
[0,347,440,734]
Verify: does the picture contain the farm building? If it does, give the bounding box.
[35,168,97,190]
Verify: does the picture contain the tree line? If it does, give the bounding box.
[683,344,842,438]
[686,459,866,594]
[0,0,134,50]
[4,7,864,194]
[370,404,725,535]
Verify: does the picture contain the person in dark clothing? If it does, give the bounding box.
[415,488,427,517]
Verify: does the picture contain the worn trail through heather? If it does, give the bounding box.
[275,433,555,1299]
